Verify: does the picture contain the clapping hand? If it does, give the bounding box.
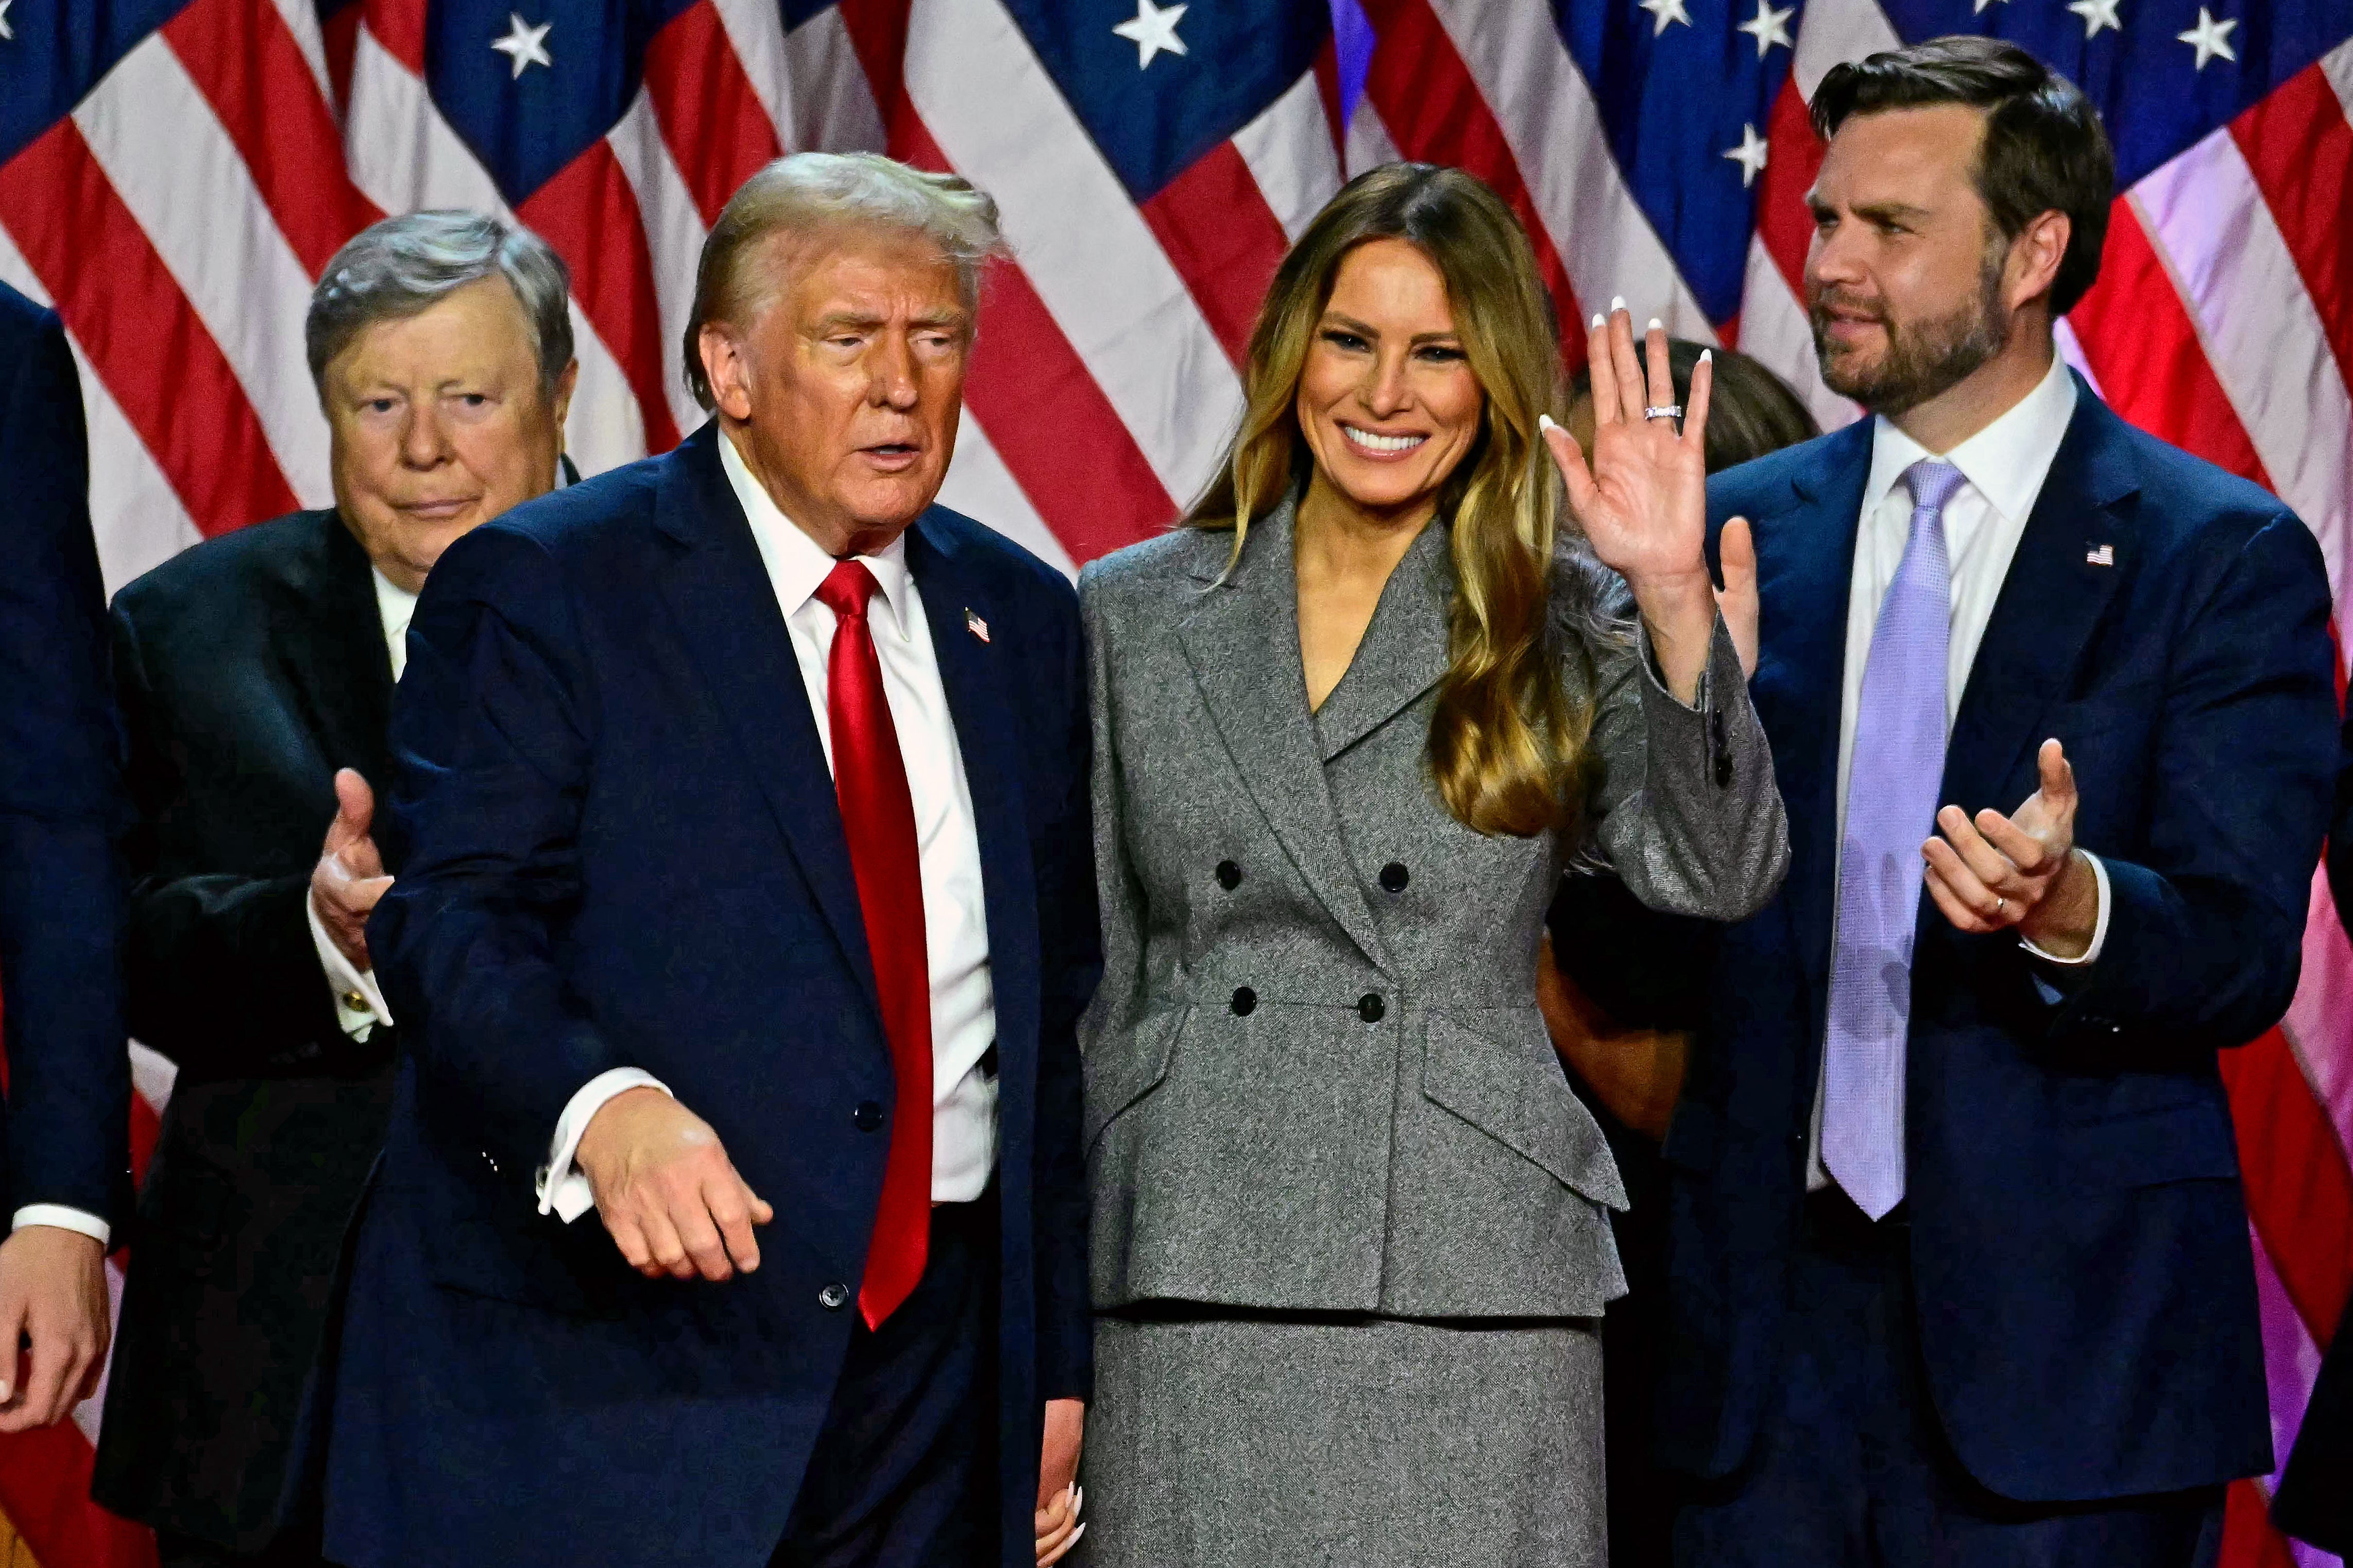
[1922,739,2100,958]
[1034,1397,1086,1563]
[1541,304,1754,698]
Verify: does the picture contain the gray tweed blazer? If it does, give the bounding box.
[1077,497,1788,1319]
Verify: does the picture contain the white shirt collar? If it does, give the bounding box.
[372,564,418,678]
[717,423,915,641]
[1862,349,2078,526]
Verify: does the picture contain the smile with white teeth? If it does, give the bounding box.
[1342,424,1426,454]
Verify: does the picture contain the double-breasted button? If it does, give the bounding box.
[817,1282,850,1312]
[1231,986,1257,1016]
[852,1100,885,1132]
[1216,859,1242,890]
[1378,861,1409,893]
[1357,993,1385,1023]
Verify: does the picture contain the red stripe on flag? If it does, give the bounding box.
[833,1,1174,557]
[322,3,363,117]
[2219,1476,2300,1568]
[2064,204,2271,488]
[1137,140,1289,369]
[0,1422,157,1568]
[359,0,427,76]
[2232,64,2353,401]
[2222,1027,2353,1350]
[518,145,684,454]
[1357,0,1585,366]
[1755,75,1822,301]
[0,124,301,535]
[162,0,383,280]
[642,1,783,229]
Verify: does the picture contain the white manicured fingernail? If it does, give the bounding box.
[1071,1524,1087,1544]
[1590,313,1605,330]
[1075,1486,1085,1514]
[1700,349,1713,364]
[1538,413,1558,434]
[1646,317,1662,332]
[1610,295,1626,313]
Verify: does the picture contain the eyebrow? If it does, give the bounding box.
[808,308,970,335]
[1807,192,1934,223]
[1320,311,1461,347]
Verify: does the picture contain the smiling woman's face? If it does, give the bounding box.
[1294,237,1485,524]
[323,277,571,594]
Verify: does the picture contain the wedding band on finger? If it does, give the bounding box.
[1644,404,1683,421]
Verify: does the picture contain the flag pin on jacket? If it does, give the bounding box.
[965,608,990,642]
[2085,543,2114,567]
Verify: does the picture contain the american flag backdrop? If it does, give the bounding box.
[0,0,2347,1563]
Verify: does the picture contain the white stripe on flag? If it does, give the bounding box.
[1233,72,1345,244]
[780,5,888,154]
[1343,101,1405,179]
[1792,0,1901,104]
[2132,130,2353,600]
[75,35,332,507]
[1423,0,1715,342]
[939,411,1077,580]
[605,90,712,442]
[2323,34,2353,121]
[903,0,1243,504]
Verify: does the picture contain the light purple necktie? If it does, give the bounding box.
[1821,458,1967,1219]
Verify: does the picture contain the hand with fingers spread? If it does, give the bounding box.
[574,1086,774,1281]
[1540,303,1733,703]
[1034,1397,1087,1564]
[310,767,394,972]
[1922,738,2101,959]
[0,1225,110,1432]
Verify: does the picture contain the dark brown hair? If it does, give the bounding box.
[1812,35,2115,315]
[1572,340,1819,474]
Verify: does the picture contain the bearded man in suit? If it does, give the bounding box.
[93,211,577,1568]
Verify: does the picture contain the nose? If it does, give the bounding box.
[1360,346,1413,420]
[869,333,920,411]
[1808,215,1867,297]
[399,403,453,469]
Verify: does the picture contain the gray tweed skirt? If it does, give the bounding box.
[1076,1309,1605,1568]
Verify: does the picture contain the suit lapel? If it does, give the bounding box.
[1309,519,1452,763]
[1939,384,2137,815]
[905,512,1039,1073]
[1745,419,1873,1031]
[652,423,881,1010]
[280,512,395,789]
[1176,500,1392,974]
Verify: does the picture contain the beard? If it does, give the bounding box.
[1811,245,2012,416]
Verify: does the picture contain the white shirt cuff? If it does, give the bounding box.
[11,1205,110,1247]
[2021,851,2111,967]
[538,1069,671,1222]
[308,890,394,1039]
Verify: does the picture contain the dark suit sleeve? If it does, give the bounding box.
[109,604,347,1078]
[2327,705,2353,931]
[0,305,129,1219]
[366,524,625,1178]
[1032,587,1100,1403]
[2047,510,2337,1050]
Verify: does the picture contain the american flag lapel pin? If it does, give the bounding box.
[965,608,990,643]
[2085,543,2115,567]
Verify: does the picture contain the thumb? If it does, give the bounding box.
[1714,516,1759,680]
[746,1190,774,1226]
[2038,738,2074,803]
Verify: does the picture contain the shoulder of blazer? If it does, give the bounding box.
[110,509,342,635]
[1077,525,1223,619]
[916,502,1080,618]
[0,280,48,364]
[1706,420,1873,526]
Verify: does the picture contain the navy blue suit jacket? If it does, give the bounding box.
[323,422,1098,1568]
[1660,376,2334,1502]
[0,282,127,1225]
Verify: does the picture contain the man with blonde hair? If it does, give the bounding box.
[324,153,1096,1568]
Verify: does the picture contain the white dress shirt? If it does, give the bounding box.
[534,428,999,1222]
[1808,350,2111,1189]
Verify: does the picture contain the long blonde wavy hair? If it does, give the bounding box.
[1187,163,1621,839]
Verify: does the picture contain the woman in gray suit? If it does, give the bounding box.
[1070,164,1788,1567]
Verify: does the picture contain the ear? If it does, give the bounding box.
[2007,209,2071,314]
[549,357,580,436]
[699,323,756,422]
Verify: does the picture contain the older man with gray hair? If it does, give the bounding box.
[93,209,576,1568]
[322,152,1097,1568]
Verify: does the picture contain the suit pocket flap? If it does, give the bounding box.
[1084,1003,1190,1147]
[1422,1011,1627,1209]
[2067,1098,2240,1188]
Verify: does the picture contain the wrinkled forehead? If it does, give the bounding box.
[1810,103,1991,211]
[751,221,973,330]
[329,275,541,387]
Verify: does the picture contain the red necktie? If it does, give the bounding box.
[813,559,932,1329]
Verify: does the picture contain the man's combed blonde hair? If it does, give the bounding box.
[1189,163,1625,839]
[683,152,1008,409]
